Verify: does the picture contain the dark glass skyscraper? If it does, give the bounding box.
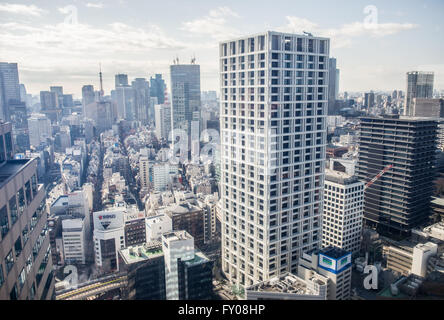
[0,63,21,121]
[405,71,434,116]
[357,116,437,236]
[150,74,166,105]
[170,64,201,136]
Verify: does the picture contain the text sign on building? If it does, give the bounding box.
[93,211,123,231]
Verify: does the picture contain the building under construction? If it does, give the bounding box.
[357,115,438,237]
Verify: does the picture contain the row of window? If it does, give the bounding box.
[0,174,38,240]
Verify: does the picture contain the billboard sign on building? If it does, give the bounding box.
[93,210,124,231]
[318,252,352,274]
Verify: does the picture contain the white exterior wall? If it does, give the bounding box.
[92,210,125,270]
[411,242,438,277]
[28,114,51,147]
[220,32,329,287]
[322,176,364,254]
[162,232,195,300]
[155,103,172,141]
[139,157,150,188]
[62,218,86,264]
[146,214,172,242]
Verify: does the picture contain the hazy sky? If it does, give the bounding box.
[0,0,443,98]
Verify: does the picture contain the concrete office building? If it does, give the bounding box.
[150,74,166,105]
[145,214,172,242]
[162,231,213,300]
[322,169,364,254]
[131,78,150,124]
[119,234,213,300]
[82,85,95,117]
[61,219,86,265]
[384,240,438,278]
[85,101,115,134]
[220,32,329,287]
[40,91,61,123]
[123,208,146,247]
[328,58,339,115]
[364,92,375,109]
[118,241,166,300]
[357,116,437,235]
[170,63,201,152]
[412,98,444,118]
[405,71,434,117]
[0,63,21,121]
[155,103,172,141]
[28,113,51,148]
[93,209,125,273]
[153,162,178,191]
[164,202,205,248]
[115,74,129,88]
[0,122,54,300]
[139,156,150,189]
[115,86,135,121]
[298,247,352,300]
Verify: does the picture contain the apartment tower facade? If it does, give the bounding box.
[219,31,329,287]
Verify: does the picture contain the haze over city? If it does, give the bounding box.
[1,0,443,97]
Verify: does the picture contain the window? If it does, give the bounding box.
[22,224,29,245]
[18,267,26,289]
[29,283,36,300]
[9,196,18,226]
[0,137,5,163]
[5,132,13,160]
[25,181,32,205]
[18,188,25,214]
[14,236,22,257]
[0,205,9,238]
[31,175,38,195]
[5,250,14,274]
[0,264,4,288]
[10,284,18,300]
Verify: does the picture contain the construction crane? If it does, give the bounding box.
[364,164,393,190]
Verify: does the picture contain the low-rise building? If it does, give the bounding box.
[246,273,327,300]
[298,247,353,300]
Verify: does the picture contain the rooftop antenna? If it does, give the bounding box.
[99,63,104,99]
[191,54,196,64]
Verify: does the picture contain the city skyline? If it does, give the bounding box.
[1,0,443,97]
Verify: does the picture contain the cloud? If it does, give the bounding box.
[181,6,241,42]
[86,2,104,9]
[0,19,195,96]
[0,21,186,55]
[278,16,418,48]
[0,3,46,16]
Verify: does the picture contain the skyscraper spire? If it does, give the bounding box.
[99,63,104,99]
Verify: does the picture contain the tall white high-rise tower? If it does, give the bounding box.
[219,31,329,288]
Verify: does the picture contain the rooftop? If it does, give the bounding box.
[119,241,163,265]
[246,273,324,297]
[183,250,210,267]
[0,159,33,189]
[325,168,360,185]
[162,230,193,242]
[321,246,350,260]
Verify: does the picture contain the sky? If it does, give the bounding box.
[0,0,443,99]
